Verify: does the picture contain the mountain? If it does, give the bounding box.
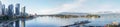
[58,12,89,16]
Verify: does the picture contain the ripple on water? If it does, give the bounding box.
[25,17,120,27]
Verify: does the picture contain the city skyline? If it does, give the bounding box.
[0,1,26,16]
[1,0,120,15]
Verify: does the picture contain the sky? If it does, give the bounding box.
[1,0,120,15]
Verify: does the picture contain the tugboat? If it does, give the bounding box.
[61,20,91,27]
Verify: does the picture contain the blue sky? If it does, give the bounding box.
[1,0,120,14]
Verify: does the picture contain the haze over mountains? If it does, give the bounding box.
[59,11,120,18]
[60,11,120,14]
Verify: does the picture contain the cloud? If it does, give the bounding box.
[99,4,113,9]
[33,0,120,14]
[37,0,87,14]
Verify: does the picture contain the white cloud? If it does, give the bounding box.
[36,0,88,14]
[78,0,86,3]
[29,0,120,14]
[99,4,113,9]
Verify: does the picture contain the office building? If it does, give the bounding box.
[21,6,26,16]
[5,8,8,15]
[0,1,2,15]
[2,4,5,15]
[8,4,14,16]
[15,3,20,16]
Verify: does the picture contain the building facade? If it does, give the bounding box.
[15,3,20,16]
[0,1,2,15]
[21,6,26,16]
[2,4,5,15]
[8,4,14,16]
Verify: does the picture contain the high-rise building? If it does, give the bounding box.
[21,6,26,16]
[5,8,8,15]
[8,4,14,16]
[15,4,20,27]
[15,3,20,16]
[23,6,26,14]
[0,1,2,15]
[2,4,5,15]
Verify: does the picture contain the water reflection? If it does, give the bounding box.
[25,16,120,27]
[26,17,72,27]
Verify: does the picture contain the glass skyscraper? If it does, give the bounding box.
[5,8,8,15]
[2,4,5,15]
[21,6,26,16]
[8,4,14,16]
[0,1,2,15]
[15,3,20,16]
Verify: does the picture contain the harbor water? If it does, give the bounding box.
[23,16,120,27]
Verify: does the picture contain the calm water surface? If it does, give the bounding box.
[24,16,120,27]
